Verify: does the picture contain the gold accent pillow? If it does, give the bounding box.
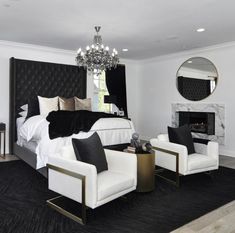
[74,97,92,111]
[59,97,75,111]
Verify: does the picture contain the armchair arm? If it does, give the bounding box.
[150,138,188,175]
[47,156,97,209]
[207,141,219,160]
[104,149,137,186]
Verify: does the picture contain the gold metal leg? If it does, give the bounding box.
[47,164,87,224]
[153,146,180,187]
[47,196,86,225]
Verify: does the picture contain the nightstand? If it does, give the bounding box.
[0,123,6,158]
[136,152,155,192]
[124,149,155,192]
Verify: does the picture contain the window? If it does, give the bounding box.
[93,72,111,112]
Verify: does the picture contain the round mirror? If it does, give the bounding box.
[176,57,218,101]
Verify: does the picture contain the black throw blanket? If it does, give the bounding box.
[46,110,119,139]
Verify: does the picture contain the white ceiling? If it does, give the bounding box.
[1,0,235,60]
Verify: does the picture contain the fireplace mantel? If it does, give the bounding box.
[172,103,225,145]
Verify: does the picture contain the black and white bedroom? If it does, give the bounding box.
[1,1,235,233]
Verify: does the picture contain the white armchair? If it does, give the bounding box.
[47,147,137,224]
[150,134,219,186]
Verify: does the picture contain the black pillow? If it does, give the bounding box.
[72,132,108,173]
[71,139,82,161]
[26,97,40,119]
[168,125,195,154]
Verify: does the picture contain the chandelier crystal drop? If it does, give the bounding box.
[76,26,119,75]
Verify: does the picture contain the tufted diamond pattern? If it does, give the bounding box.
[10,58,87,151]
[177,76,210,101]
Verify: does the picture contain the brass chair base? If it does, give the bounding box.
[47,163,86,225]
[155,168,180,187]
[152,146,180,187]
[47,196,86,225]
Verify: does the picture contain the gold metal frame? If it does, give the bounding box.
[47,164,87,225]
[0,129,6,159]
[152,146,180,187]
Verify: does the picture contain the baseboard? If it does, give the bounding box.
[220,149,235,158]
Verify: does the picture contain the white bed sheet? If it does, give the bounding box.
[16,117,26,146]
[21,139,38,152]
[17,115,135,169]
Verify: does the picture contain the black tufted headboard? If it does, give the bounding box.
[9,57,87,153]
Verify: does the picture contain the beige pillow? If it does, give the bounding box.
[38,96,59,116]
[59,97,75,111]
[74,97,92,111]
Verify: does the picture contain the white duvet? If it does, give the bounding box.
[17,115,135,169]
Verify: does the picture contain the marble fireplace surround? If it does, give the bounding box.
[172,103,225,145]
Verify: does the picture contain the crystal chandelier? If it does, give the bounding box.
[76,26,119,75]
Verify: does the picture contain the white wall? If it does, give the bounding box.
[137,42,235,156]
[122,58,140,132]
[0,41,138,153]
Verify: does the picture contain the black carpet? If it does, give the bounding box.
[1,160,235,233]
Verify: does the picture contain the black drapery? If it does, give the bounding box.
[105,65,128,117]
[177,76,211,101]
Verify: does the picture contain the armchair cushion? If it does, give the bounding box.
[104,149,137,181]
[97,171,135,201]
[72,132,108,173]
[168,125,195,154]
[60,145,77,160]
[188,154,218,171]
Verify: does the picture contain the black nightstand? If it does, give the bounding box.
[0,123,6,158]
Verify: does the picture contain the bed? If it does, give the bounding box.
[9,58,134,177]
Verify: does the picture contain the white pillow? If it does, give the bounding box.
[60,145,77,160]
[38,96,59,116]
[20,104,28,111]
[19,111,27,117]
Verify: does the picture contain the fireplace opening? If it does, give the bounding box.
[178,111,215,135]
